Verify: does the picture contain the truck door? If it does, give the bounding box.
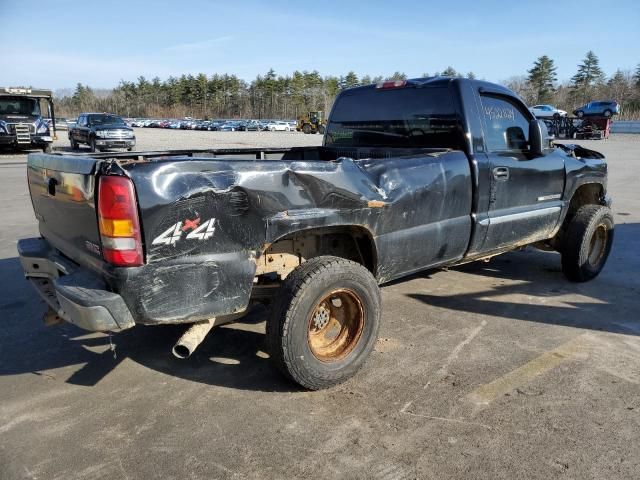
[478,92,565,251]
[74,115,84,142]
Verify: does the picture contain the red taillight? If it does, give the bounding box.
[98,175,143,267]
[376,80,407,89]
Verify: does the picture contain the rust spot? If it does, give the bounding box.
[367,200,386,208]
[307,288,365,362]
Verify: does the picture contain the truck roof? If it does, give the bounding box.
[0,87,53,98]
[340,76,517,98]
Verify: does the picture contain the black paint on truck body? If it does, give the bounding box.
[22,77,609,328]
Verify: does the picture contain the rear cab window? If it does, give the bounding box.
[325,85,463,150]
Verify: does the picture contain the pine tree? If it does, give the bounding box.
[466,72,476,80]
[571,51,605,102]
[527,55,557,104]
[360,75,372,86]
[340,71,359,90]
[634,64,640,88]
[607,69,632,101]
[441,66,458,77]
[387,72,407,81]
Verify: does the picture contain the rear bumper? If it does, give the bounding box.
[18,237,135,332]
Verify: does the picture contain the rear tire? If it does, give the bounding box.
[318,125,325,134]
[302,124,312,134]
[266,256,381,390]
[560,205,614,282]
[576,110,584,118]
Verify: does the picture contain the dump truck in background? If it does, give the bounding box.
[0,87,56,153]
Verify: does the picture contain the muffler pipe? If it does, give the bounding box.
[172,318,216,359]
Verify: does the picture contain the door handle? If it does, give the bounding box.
[493,167,510,181]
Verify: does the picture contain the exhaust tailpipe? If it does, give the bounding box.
[172,318,216,359]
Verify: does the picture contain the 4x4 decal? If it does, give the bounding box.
[152,217,216,246]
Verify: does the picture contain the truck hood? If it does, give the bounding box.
[93,124,132,131]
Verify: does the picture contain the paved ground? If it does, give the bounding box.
[1,131,638,480]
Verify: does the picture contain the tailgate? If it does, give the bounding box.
[27,153,103,268]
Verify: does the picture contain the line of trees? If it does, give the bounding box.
[54,52,640,120]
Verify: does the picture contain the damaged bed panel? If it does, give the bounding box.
[123,150,473,276]
[88,148,473,322]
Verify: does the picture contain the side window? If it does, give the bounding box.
[79,115,86,126]
[480,95,530,152]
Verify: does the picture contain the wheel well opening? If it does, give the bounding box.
[254,226,377,281]
[567,184,604,220]
[550,183,605,250]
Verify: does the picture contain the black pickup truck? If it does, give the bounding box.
[68,113,136,152]
[19,77,613,389]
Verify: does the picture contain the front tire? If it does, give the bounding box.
[576,110,584,118]
[560,205,614,282]
[603,109,612,118]
[42,144,52,154]
[302,124,312,134]
[266,256,381,390]
[89,137,97,153]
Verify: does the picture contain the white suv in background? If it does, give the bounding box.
[267,121,293,131]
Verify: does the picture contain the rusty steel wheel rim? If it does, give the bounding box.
[588,223,608,267]
[307,289,365,362]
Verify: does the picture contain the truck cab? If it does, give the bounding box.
[69,113,136,152]
[0,87,56,153]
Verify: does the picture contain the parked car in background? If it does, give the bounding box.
[529,104,567,119]
[573,101,620,118]
[218,121,240,131]
[245,121,261,131]
[68,113,136,152]
[267,121,293,131]
[53,118,69,130]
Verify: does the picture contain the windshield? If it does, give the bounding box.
[88,114,125,126]
[325,86,462,149]
[0,97,40,116]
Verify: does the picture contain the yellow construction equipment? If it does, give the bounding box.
[297,111,326,134]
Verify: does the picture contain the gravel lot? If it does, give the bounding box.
[0,132,638,480]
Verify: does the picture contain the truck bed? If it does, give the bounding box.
[27,145,473,324]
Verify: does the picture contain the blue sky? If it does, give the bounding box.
[2,0,638,89]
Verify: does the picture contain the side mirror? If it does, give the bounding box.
[529,119,547,157]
